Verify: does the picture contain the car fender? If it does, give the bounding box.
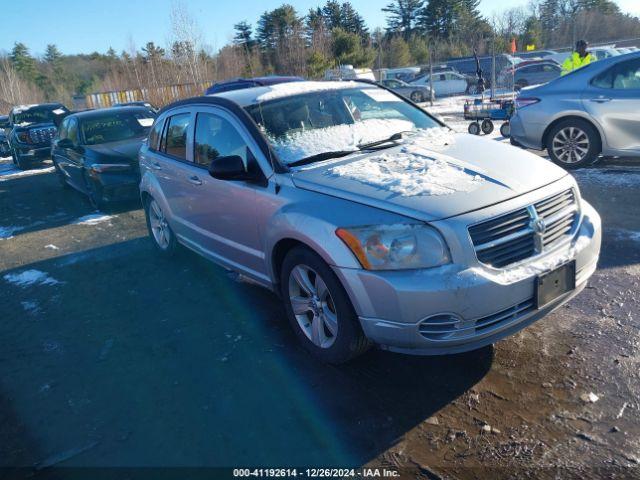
[139,170,175,224]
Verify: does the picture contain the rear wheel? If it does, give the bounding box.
[280,246,370,364]
[410,91,423,103]
[144,196,177,256]
[547,119,601,169]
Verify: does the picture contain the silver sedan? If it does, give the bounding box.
[380,79,435,103]
[510,52,640,168]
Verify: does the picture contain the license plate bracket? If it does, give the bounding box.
[535,261,576,308]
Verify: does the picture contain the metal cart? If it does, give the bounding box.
[463,97,515,137]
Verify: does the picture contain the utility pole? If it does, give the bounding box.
[429,45,434,107]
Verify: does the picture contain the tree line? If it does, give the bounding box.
[0,0,638,111]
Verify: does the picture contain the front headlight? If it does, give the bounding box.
[336,224,451,270]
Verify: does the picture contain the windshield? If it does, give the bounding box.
[81,111,156,145]
[13,106,66,126]
[245,86,440,165]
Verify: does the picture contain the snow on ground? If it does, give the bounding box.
[272,118,414,165]
[72,213,115,226]
[0,158,55,181]
[4,269,60,287]
[44,244,60,250]
[0,225,24,240]
[329,128,483,197]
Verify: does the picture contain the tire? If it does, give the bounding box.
[481,119,494,135]
[144,195,177,256]
[468,122,480,135]
[83,171,105,209]
[546,119,601,169]
[410,91,423,103]
[280,246,370,364]
[500,122,510,138]
[11,149,30,170]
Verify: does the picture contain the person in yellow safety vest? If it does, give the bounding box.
[561,40,595,76]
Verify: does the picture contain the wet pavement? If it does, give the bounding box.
[1,157,639,479]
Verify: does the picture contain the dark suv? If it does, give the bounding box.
[7,103,69,169]
[0,115,10,157]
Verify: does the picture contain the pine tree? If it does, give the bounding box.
[340,2,369,38]
[10,42,37,82]
[44,44,62,64]
[234,21,254,46]
[322,1,343,30]
[383,0,424,39]
[417,0,458,38]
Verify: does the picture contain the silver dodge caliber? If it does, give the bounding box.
[139,81,601,363]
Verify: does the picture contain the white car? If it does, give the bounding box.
[410,71,469,96]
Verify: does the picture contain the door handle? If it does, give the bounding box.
[188,175,202,186]
[590,97,612,103]
[150,161,162,170]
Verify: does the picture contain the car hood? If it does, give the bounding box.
[87,137,145,163]
[290,132,567,222]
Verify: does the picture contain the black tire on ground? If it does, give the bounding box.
[11,149,30,170]
[410,91,423,103]
[144,195,178,256]
[468,122,480,135]
[500,122,510,138]
[546,118,601,169]
[83,171,105,210]
[280,246,371,364]
[481,119,494,135]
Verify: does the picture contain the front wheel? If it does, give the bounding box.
[280,247,370,364]
[546,119,601,169]
[481,119,494,135]
[83,171,105,209]
[144,196,177,256]
[11,149,30,170]
[500,122,510,138]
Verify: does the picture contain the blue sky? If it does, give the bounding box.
[1,0,639,56]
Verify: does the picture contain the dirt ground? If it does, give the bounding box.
[1,151,639,479]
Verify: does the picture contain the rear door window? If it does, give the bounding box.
[592,59,640,89]
[161,113,190,159]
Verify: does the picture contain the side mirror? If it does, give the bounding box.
[56,138,74,149]
[208,155,251,181]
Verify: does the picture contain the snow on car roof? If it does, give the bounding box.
[211,80,370,106]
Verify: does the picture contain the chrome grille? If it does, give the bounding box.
[469,189,578,268]
[419,298,535,341]
[28,127,56,144]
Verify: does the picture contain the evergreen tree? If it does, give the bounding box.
[10,42,37,82]
[322,1,343,30]
[383,0,424,39]
[234,21,254,46]
[44,44,62,64]
[340,2,369,38]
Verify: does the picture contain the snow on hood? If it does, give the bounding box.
[329,150,481,197]
[291,133,568,221]
[255,81,359,103]
[271,118,415,165]
[12,104,39,114]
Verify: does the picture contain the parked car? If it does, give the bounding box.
[442,54,522,89]
[205,76,303,95]
[52,106,156,208]
[547,46,620,66]
[379,67,422,82]
[510,52,640,168]
[514,50,558,60]
[0,115,11,157]
[138,80,601,363]
[6,103,69,169]
[380,79,435,102]
[112,101,157,113]
[410,71,471,96]
[513,62,562,89]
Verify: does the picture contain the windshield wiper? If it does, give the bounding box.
[288,149,358,168]
[357,131,407,150]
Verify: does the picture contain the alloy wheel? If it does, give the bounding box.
[148,199,171,250]
[552,126,590,164]
[288,264,338,349]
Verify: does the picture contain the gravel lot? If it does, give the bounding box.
[1,122,640,478]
